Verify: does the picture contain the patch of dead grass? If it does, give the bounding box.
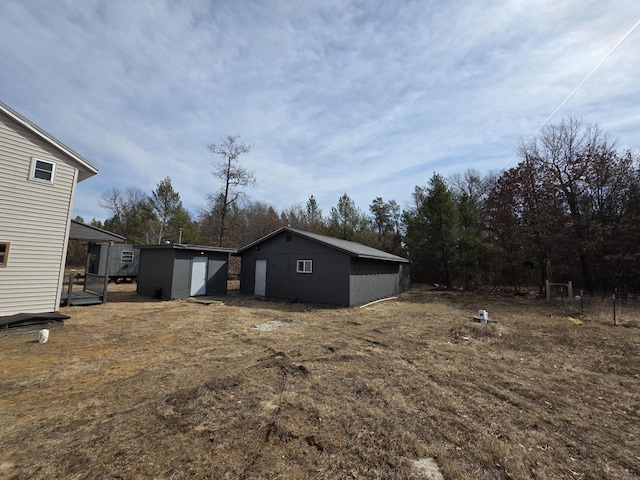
[1,284,639,479]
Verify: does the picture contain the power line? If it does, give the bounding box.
[501,18,640,169]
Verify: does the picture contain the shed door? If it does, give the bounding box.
[190,257,208,296]
[254,260,267,296]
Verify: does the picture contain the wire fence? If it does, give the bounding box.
[546,287,640,327]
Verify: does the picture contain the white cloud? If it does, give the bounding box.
[1,0,639,222]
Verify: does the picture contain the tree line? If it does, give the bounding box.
[84,119,640,294]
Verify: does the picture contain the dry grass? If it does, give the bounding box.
[1,284,639,479]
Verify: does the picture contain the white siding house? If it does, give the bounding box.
[0,101,98,317]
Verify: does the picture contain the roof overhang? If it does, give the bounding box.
[237,227,409,263]
[137,244,236,254]
[69,220,126,243]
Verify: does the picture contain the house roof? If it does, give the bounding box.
[137,244,236,254]
[0,101,98,182]
[69,219,126,243]
[237,227,409,263]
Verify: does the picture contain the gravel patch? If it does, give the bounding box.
[413,458,445,479]
[249,320,292,331]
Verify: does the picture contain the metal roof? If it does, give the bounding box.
[69,220,126,242]
[237,227,409,263]
[137,244,236,253]
[0,101,98,182]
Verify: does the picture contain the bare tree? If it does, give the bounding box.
[208,135,255,246]
[517,116,617,292]
[98,188,126,224]
[98,187,153,244]
[240,201,283,245]
[281,204,306,229]
[449,167,499,212]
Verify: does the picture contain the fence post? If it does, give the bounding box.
[102,241,113,304]
[613,293,617,326]
[568,281,573,300]
[580,289,584,315]
[67,270,75,306]
[545,280,551,302]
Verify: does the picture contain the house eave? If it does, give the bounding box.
[0,101,98,181]
[356,254,410,263]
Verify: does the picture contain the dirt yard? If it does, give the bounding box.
[1,285,638,479]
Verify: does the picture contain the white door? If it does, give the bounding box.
[254,260,267,296]
[190,257,208,296]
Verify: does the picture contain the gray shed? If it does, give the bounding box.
[62,221,127,307]
[137,244,234,300]
[237,227,410,307]
[86,243,140,282]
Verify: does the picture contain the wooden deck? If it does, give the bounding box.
[61,272,106,307]
[60,291,103,307]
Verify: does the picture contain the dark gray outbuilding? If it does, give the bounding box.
[237,227,410,307]
[137,244,234,300]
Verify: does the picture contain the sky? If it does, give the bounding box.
[2,0,640,223]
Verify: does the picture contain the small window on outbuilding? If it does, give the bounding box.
[29,157,56,184]
[286,235,292,242]
[0,242,9,267]
[121,250,134,263]
[296,259,312,273]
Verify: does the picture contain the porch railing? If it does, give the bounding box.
[84,273,107,296]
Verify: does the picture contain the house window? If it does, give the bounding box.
[29,157,56,183]
[0,242,9,267]
[296,259,312,273]
[121,250,134,263]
